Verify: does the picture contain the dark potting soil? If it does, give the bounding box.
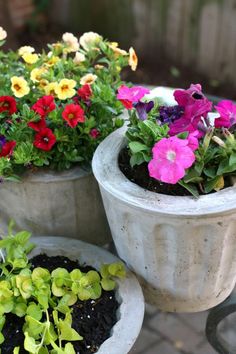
[1,255,119,354]
[119,147,193,196]
[119,147,233,196]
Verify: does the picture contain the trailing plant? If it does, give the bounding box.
[0,27,138,181]
[0,223,126,353]
[117,84,236,197]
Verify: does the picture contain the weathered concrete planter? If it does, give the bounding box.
[92,127,236,312]
[0,166,111,245]
[30,236,145,354]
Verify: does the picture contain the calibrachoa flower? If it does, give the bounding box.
[73,52,86,64]
[28,118,47,132]
[148,137,195,184]
[22,53,39,64]
[214,100,236,128]
[30,67,47,83]
[90,128,100,139]
[18,46,35,56]
[80,73,97,86]
[62,103,85,128]
[0,96,17,115]
[117,85,150,109]
[33,128,56,151]
[11,76,30,98]
[78,84,93,101]
[79,32,102,51]
[129,47,138,71]
[0,140,16,157]
[55,79,76,100]
[32,95,56,118]
[44,82,57,96]
[0,27,7,41]
[62,32,79,52]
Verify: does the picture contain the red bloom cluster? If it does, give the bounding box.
[0,96,17,115]
[90,128,100,139]
[0,141,16,157]
[77,84,93,101]
[62,103,85,128]
[33,128,56,151]
[32,95,56,118]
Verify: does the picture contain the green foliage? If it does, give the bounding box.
[0,225,126,353]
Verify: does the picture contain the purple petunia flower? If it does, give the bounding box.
[0,135,6,148]
[134,101,154,120]
[158,105,184,125]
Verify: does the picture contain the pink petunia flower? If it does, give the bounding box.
[117,85,150,109]
[174,84,204,106]
[187,131,199,151]
[148,136,195,184]
[214,100,236,128]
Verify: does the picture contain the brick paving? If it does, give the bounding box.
[129,298,236,354]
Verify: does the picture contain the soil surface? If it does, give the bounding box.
[1,255,119,354]
[119,147,192,196]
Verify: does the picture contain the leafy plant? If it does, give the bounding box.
[0,225,126,353]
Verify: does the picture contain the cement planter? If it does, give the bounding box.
[0,166,111,245]
[30,236,145,354]
[92,127,236,312]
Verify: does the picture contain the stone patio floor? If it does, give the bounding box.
[128,294,236,354]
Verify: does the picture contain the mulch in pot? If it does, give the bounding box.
[1,254,119,354]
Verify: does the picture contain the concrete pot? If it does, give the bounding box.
[0,166,111,245]
[92,127,236,312]
[30,236,145,354]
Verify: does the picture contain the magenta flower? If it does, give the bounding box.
[148,136,195,184]
[117,85,150,109]
[174,84,205,106]
[187,131,199,151]
[169,99,212,135]
[214,100,236,128]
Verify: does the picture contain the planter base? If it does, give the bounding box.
[138,276,235,313]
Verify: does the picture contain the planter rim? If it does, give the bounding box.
[7,165,92,183]
[30,236,144,354]
[92,126,236,217]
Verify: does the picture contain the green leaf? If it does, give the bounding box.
[26,303,43,321]
[128,141,149,154]
[178,180,199,198]
[0,332,5,345]
[64,343,76,354]
[101,278,116,291]
[13,347,20,354]
[229,152,236,166]
[24,332,39,353]
[108,262,126,278]
[58,319,83,341]
[204,176,224,193]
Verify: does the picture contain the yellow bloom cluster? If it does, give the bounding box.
[11,76,30,98]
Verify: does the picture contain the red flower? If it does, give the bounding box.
[62,103,85,128]
[78,84,93,101]
[90,128,100,139]
[33,128,56,151]
[0,96,17,115]
[32,95,56,118]
[0,141,16,157]
[28,117,47,132]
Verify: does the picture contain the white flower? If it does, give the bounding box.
[18,46,35,56]
[0,27,7,41]
[79,32,102,51]
[73,52,86,64]
[80,73,97,85]
[62,32,79,52]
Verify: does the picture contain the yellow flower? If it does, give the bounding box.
[22,53,39,64]
[44,82,58,96]
[11,76,30,98]
[30,67,47,83]
[109,42,128,56]
[55,79,76,100]
[62,32,79,53]
[73,52,86,65]
[45,55,60,67]
[39,79,49,89]
[80,73,97,86]
[79,32,102,51]
[129,47,138,71]
[0,27,7,41]
[18,46,35,56]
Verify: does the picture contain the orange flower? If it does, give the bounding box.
[129,47,138,71]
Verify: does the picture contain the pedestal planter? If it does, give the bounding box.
[92,127,236,312]
[0,166,111,245]
[30,236,145,354]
